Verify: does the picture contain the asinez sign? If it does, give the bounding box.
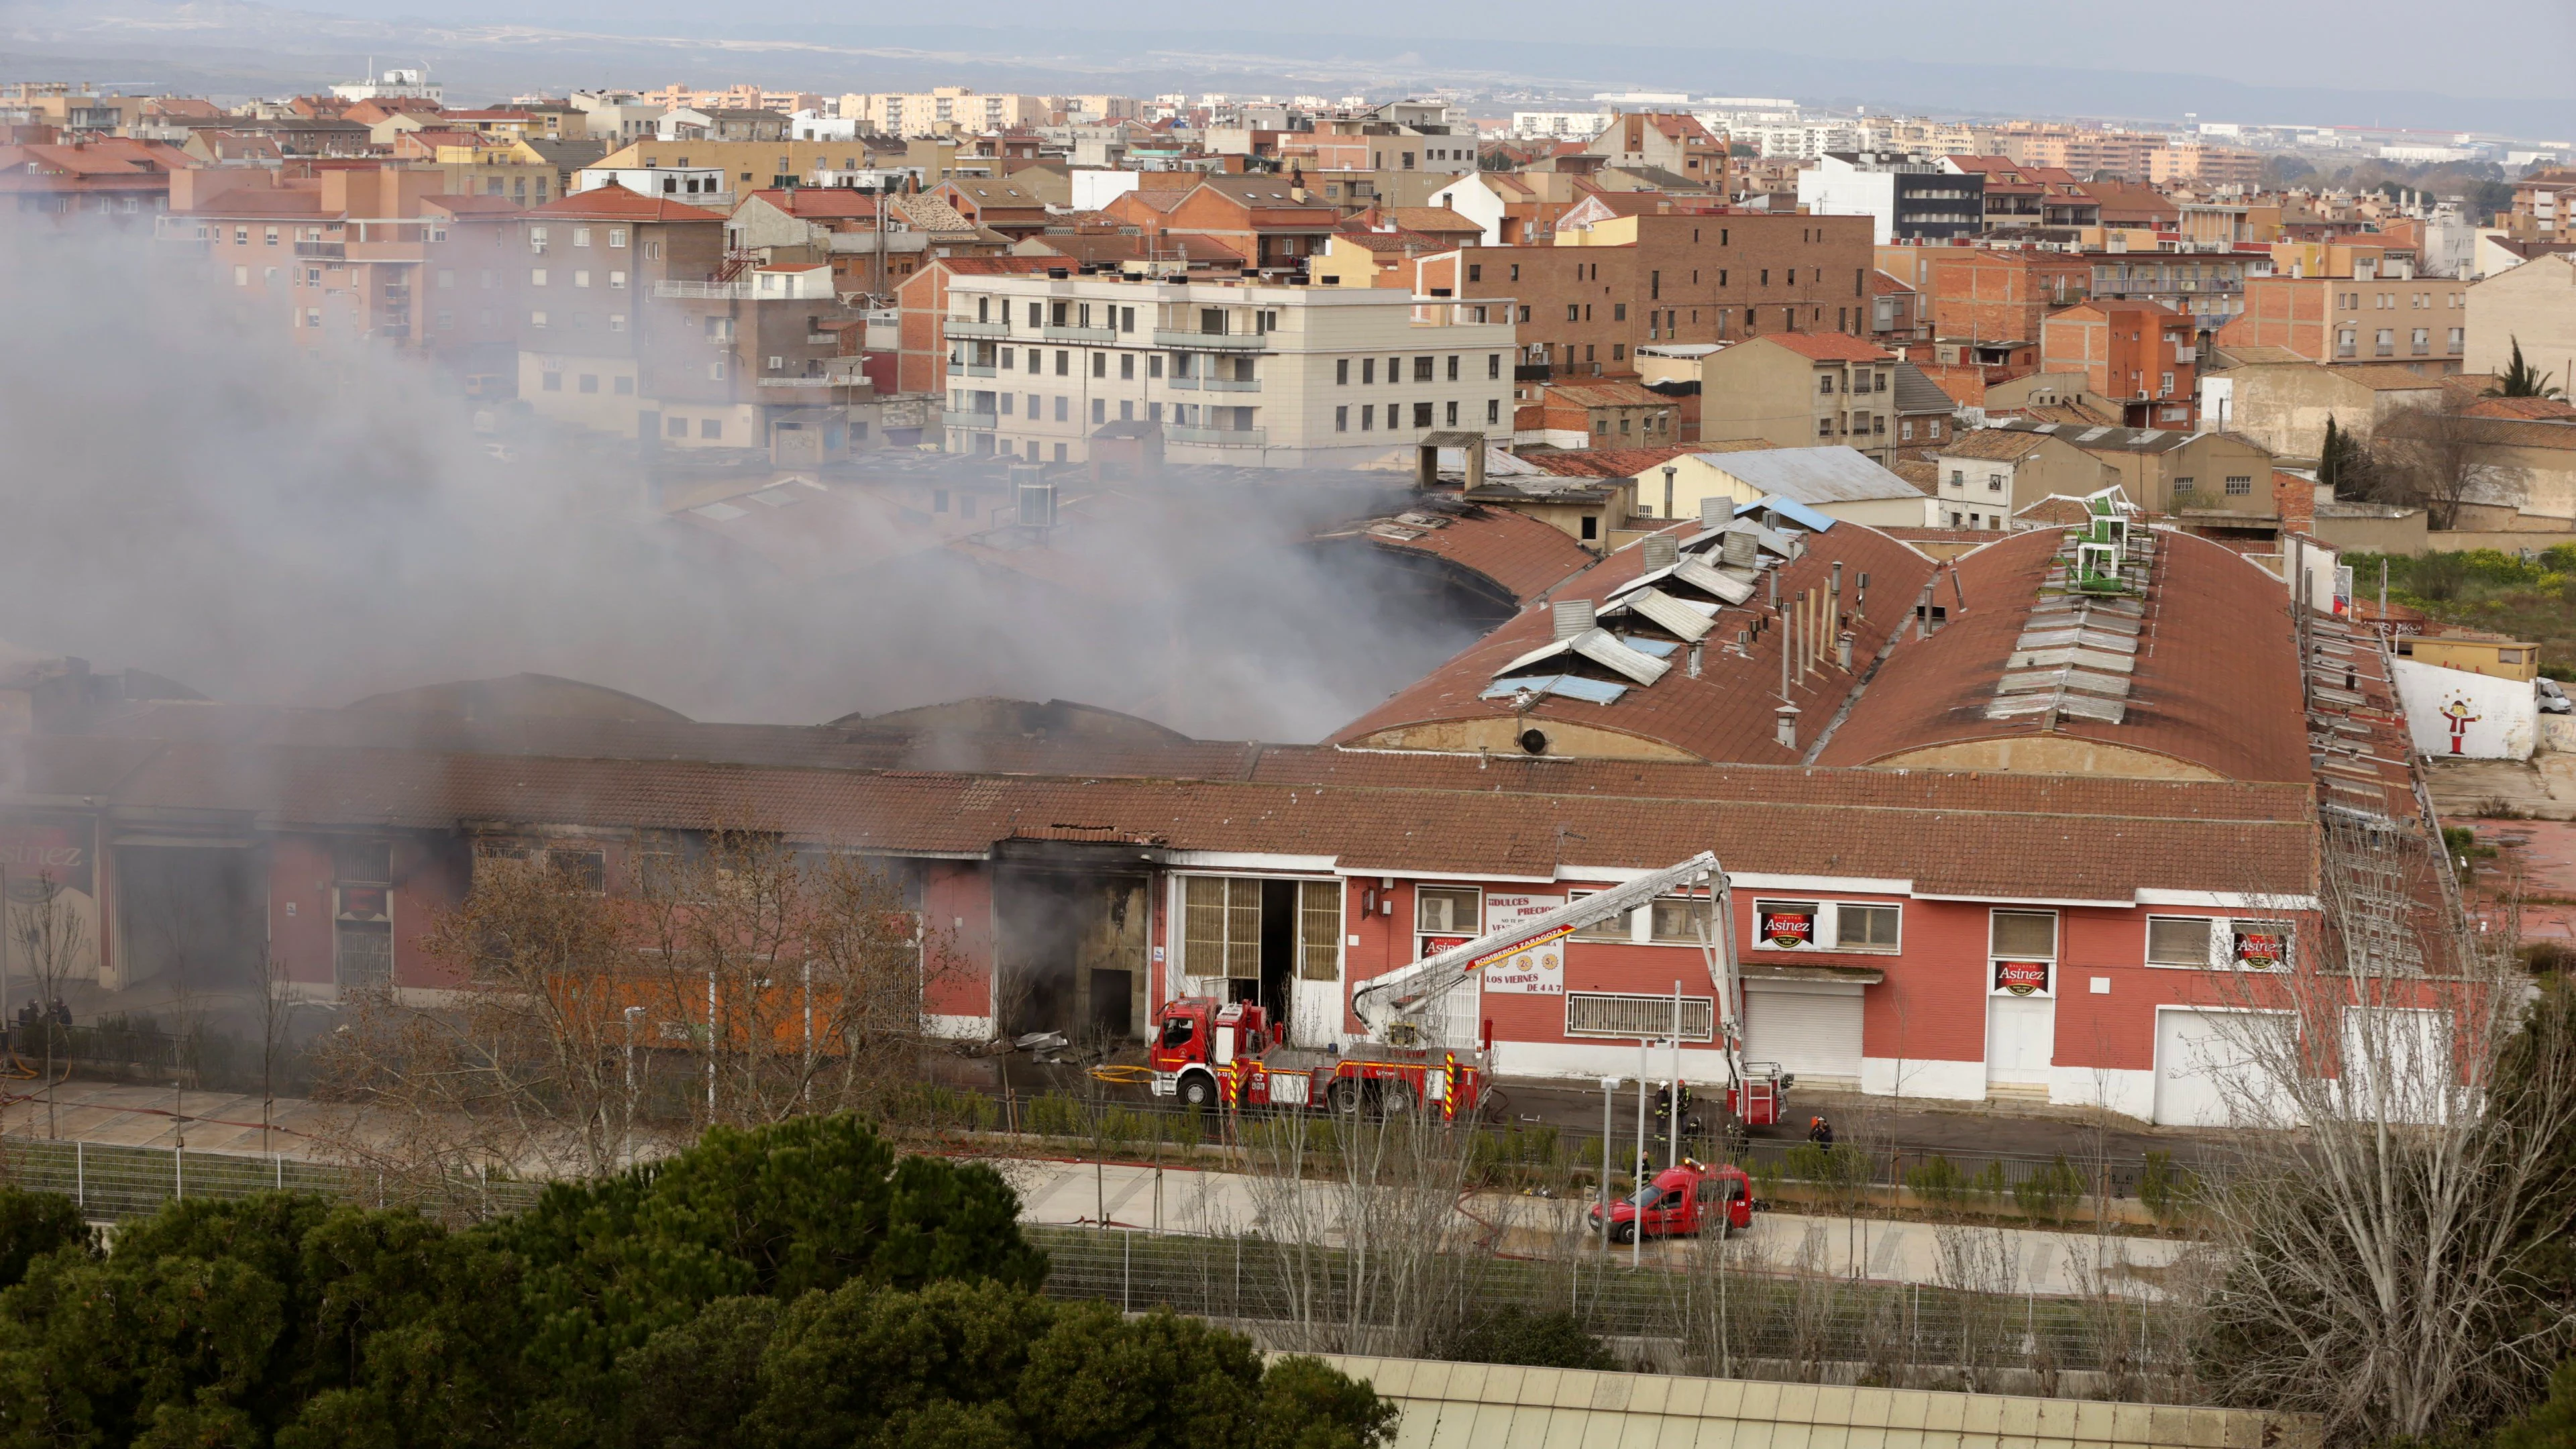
[1993,959,2050,996]
[2231,925,2288,969]
[1759,906,1816,949]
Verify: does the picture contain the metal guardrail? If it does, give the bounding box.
[942,409,999,430]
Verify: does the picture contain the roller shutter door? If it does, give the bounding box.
[2154,1008,2298,1128]
[1742,985,1863,1085]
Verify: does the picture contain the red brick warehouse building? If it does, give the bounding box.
[0,489,2415,1125]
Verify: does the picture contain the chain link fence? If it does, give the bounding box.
[0,1134,544,1222]
[1026,1224,2202,1397]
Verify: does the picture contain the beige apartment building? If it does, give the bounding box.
[938,274,1515,467]
[842,88,1053,137]
[2466,252,2576,382]
[1696,333,1902,467]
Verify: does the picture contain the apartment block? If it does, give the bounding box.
[844,88,1052,138]
[1697,332,1902,466]
[1422,208,1877,380]
[934,272,1513,467]
[2039,300,2198,427]
[1797,152,1984,244]
[2217,247,2468,371]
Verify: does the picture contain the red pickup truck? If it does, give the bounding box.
[1587,1161,1756,1243]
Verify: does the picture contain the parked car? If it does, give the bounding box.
[2540,678,2571,715]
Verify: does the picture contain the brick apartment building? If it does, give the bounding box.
[1411,207,1876,380]
[2039,299,2199,427]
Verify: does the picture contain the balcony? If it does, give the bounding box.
[1167,375,1199,390]
[294,239,345,260]
[945,317,1010,337]
[1167,425,1266,447]
[946,362,997,378]
[942,409,998,430]
[1202,376,1260,392]
[654,280,755,300]
[1042,325,1118,343]
[1155,329,1268,351]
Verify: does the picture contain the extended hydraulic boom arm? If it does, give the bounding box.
[1350,852,1725,1042]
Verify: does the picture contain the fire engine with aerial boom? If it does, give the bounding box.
[1146,852,1788,1130]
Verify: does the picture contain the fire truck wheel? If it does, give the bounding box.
[1610,1221,1637,1246]
[1178,1073,1218,1109]
[1324,1079,1364,1115]
[1377,1080,1417,1116]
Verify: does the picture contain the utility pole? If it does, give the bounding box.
[1599,1075,1616,1254]
[1633,1055,1648,1269]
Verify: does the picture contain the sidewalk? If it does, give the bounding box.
[1,1080,349,1157]
[998,1156,2184,1298]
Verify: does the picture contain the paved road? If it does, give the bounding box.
[965,1054,2235,1178]
[999,1155,2182,1298]
[1,1081,345,1158]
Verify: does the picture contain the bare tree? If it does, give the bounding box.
[315,849,643,1198]
[7,871,88,1140]
[627,830,940,1129]
[2374,394,2518,529]
[2189,813,2576,1442]
[1239,1101,1488,1358]
[256,955,294,1156]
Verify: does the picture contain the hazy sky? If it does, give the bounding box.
[270,0,2576,103]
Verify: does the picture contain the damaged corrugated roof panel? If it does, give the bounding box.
[1672,557,1758,605]
[1570,627,1671,686]
[1607,587,1718,643]
[1479,674,1630,705]
[1621,636,1682,659]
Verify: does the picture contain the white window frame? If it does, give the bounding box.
[1747,897,1902,954]
[2143,913,2293,971]
[1988,907,2058,998]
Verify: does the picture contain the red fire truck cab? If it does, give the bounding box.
[1148,997,1487,1116]
[1587,1161,1756,1242]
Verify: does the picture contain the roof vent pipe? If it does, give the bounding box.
[1643,534,1679,570]
[1552,598,1597,641]
[1774,704,1800,751]
[1837,630,1854,669]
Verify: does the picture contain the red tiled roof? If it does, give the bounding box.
[7,733,2315,902]
[1760,332,1896,363]
[1870,270,1915,296]
[1521,444,1705,479]
[1542,378,1668,409]
[1814,528,2310,784]
[1334,523,1940,764]
[2462,396,2576,421]
[1353,504,1601,605]
[527,182,724,222]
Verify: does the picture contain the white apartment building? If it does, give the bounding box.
[1511,111,1613,142]
[940,276,1516,468]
